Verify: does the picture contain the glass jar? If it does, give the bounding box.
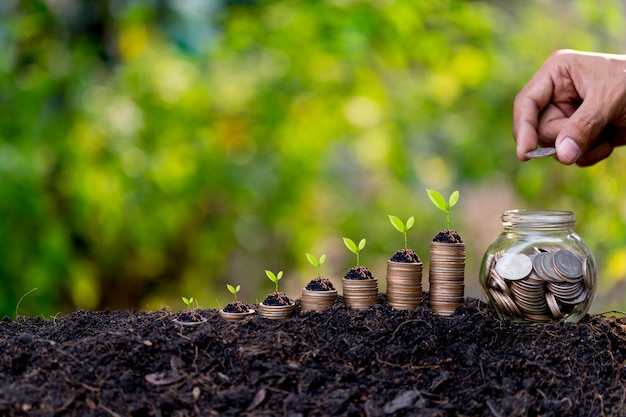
[479,210,597,323]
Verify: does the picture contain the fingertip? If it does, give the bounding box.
[556,137,581,165]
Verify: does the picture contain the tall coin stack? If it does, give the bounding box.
[428,242,466,315]
[386,261,423,310]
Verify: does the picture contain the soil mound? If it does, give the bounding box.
[1,295,625,416]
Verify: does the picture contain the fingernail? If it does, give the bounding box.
[559,137,581,163]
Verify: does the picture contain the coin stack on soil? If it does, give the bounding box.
[342,278,378,310]
[386,261,423,310]
[428,242,466,315]
[301,289,337,311]
[485,248,592,322]
[218,309,255,321]
[257,302,295,320]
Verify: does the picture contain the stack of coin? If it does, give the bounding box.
[300,288,338,312]
[342,278,378,310]
[257,302,295,320]
[485,247,592,322]
[428,242,465,315]
[386,260,423,310]
[218,308,256,321]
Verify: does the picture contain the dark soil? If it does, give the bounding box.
[223,301,248,313]
[2,295,626,416]
[305,277,336,291]
[390,249,421,263]
[433,229,463,243]
[262,292,291,306]
[344,266,375,280]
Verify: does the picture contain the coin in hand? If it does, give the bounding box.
[524,147,556,159]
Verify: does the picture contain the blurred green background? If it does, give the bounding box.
[2,0,626,317]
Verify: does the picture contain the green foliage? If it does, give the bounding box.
[388,215,415,250]
[306,253,326,278]
[343,237,366,267]
[426,189,459,230]
[0,0,625,316]
[226,284,241,302]
[265,270,283,293]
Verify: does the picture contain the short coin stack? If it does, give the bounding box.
[257,302,295,320]
[386,261,423,310]
[428,242,465,315]
[342,278,378,310]
[300,288,338,312]
[485,248,591,321]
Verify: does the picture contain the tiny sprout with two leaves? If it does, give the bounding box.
[388,215,415,250]
[182,296,196,310]
[265,269,283,293]
[306,253,326,278]
[342,237,366,267]
[227,284,241,302]
[426,189,459,230]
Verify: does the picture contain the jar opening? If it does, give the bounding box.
[502,209,575,230]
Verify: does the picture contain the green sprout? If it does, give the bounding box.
[342,237,366,266]
[388,215,415,250]
[227,284,241,302]
[306,253,326,278]
[182,296,195,310]
[426,189,459,230]
[265,269,283,293]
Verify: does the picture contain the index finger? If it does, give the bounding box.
[513,72,556,160]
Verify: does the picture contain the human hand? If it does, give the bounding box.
[513,49,626,166]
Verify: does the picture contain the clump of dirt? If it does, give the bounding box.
[390,248,421,263]
[174,309,205,323]
[305,277,335,291]
[223,301,248,313]
[1,296,626,416]
[262,292,291,306]
[344,265,374,280]
[433,229,463,243]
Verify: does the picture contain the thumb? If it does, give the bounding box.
[555,95,608,165]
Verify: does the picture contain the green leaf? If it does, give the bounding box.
[406,216,415,230]
[342,237,357,254]
[305,253,318,267]
[388,215,405,233]
[235,285,240,293]
[265,269,278,283]
[358,238,366,250]
[449,190,459,207]
[182,296,190,305]
[426,189,447,212]
[276,271,283,281]
[319,254,326,265]
[226,284,236,295]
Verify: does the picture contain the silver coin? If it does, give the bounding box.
[524,147,556,158]
[553,249,583,279]
[495,253,533,281]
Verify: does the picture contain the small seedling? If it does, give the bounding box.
[388,215,415,249]
[306,253,326,278]
[342,237,366,266]
[227,284,241,302]
[182,296,195,310]
[265,269,283,293]
[426,189,459,230]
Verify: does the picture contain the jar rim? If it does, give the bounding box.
[502,209,575,227]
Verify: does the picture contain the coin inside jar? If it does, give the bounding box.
[553,249,583,279]
[494,253,533,281]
